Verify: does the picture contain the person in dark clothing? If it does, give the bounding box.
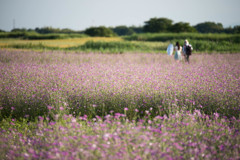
[182,39,193,63]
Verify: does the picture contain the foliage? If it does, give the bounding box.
[0,31,87,39]
[143,17,173,33]
[85,26,117,37]
[68,41,156,53]
[112,25,135,36]
[1,32,240,53]
[194,22,224,33]
[169,22,197,33]
[124,33,240,53]
[1,35,240,53]
[224,25,240,34]
[129,26,143,34]
[11,28,28,32]
[2,17,240,38]
[10,27,82,34]
[125,32,240,43]
[35,27,80,34]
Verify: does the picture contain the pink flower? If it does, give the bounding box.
[148,120,152,124]
[71,117,76,123]
[49,122,56,126]
[47,105,53,110]
[24,153,29,158]
[214,112,219,119]
[92,144,97,149]
[38,116,44,120]
[174,143,183,150]
[124,108,128,111]
[60,107,64,111]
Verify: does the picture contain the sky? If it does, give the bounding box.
[0,0,240,31]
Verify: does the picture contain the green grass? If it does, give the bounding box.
[1,32,240,53]
[0,31,88,39]
[124,33,240,53]
[124,32,240,43]
[67,40,159,53]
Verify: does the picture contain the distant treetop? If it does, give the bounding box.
[85,26,116,37]
[194,22,224,33]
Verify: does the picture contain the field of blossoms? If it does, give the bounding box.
[0,49,239,159]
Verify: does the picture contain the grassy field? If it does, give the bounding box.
[124,33,240,42]
[125,33,240,53]
[0,37,123,48]
[0,37,167,53]
[0,49,239,159]
[1,32,240,53]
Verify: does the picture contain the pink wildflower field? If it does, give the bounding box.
[0,49,239,160]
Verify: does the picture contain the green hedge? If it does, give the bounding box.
[125,33,240,43]
[0,32,88,39]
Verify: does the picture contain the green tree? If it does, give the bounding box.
[143,17,173,33]
[35,27,61,34]
[129,26,143,34]
[169,22,197,33]
[60,28,76,33]
[232,25,240,33]
[194,22,224,33]
[0,29,6,32]
[112,26,135,36]
[85,26,116,37]
[11,28,27,32]
[224,26,234,34]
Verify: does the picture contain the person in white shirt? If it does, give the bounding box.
[174,42,182,62]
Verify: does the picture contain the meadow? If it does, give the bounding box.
[0,48,239,159]
[1,32,240,53]
[0,37,166,53]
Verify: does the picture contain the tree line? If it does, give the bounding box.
[1,17,239,37]
[85,18,240,36]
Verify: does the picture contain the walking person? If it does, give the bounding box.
[174,42,182,62]
[182,39,193,63]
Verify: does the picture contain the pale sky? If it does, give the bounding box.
[0,0,240,31]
